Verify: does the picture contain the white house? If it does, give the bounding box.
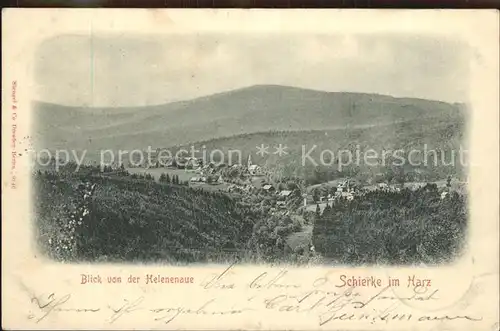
[280,190,293,197]
[247,154,262,176]
[249,164,262,175]
[341,192,354,201]
[190,176,208,183]
[378,183,389,190]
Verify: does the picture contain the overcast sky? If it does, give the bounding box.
[34,33,471,107]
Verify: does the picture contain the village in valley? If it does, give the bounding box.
[35,143,466,264]
[79,145,456,262]
[124,148,457,211]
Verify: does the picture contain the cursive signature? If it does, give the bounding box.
[258,281,482,326]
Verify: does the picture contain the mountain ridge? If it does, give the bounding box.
[33,84,465,153]
[34,84,464,111]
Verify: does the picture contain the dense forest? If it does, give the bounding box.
[34,161,467,265]
[33,164,304,263]
[312,184,468,265]
[34,169,257,263]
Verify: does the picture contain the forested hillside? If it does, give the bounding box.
[169,112,467,184]
[312,185,468,265]
[34,170,257,263]
[33,163,306,264]
[33,166,468,265]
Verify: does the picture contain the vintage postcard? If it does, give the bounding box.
[2,9,499,330]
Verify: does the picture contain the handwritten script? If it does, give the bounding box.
[21,263,484,328]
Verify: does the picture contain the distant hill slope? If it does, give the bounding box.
[33,85,464,152]
[169,113,467,182]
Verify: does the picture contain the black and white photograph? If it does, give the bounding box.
[30,32,472,266]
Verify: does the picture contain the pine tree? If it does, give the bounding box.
[315,204,321,219]
[323,203,332,214]
[313,189,320,203]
